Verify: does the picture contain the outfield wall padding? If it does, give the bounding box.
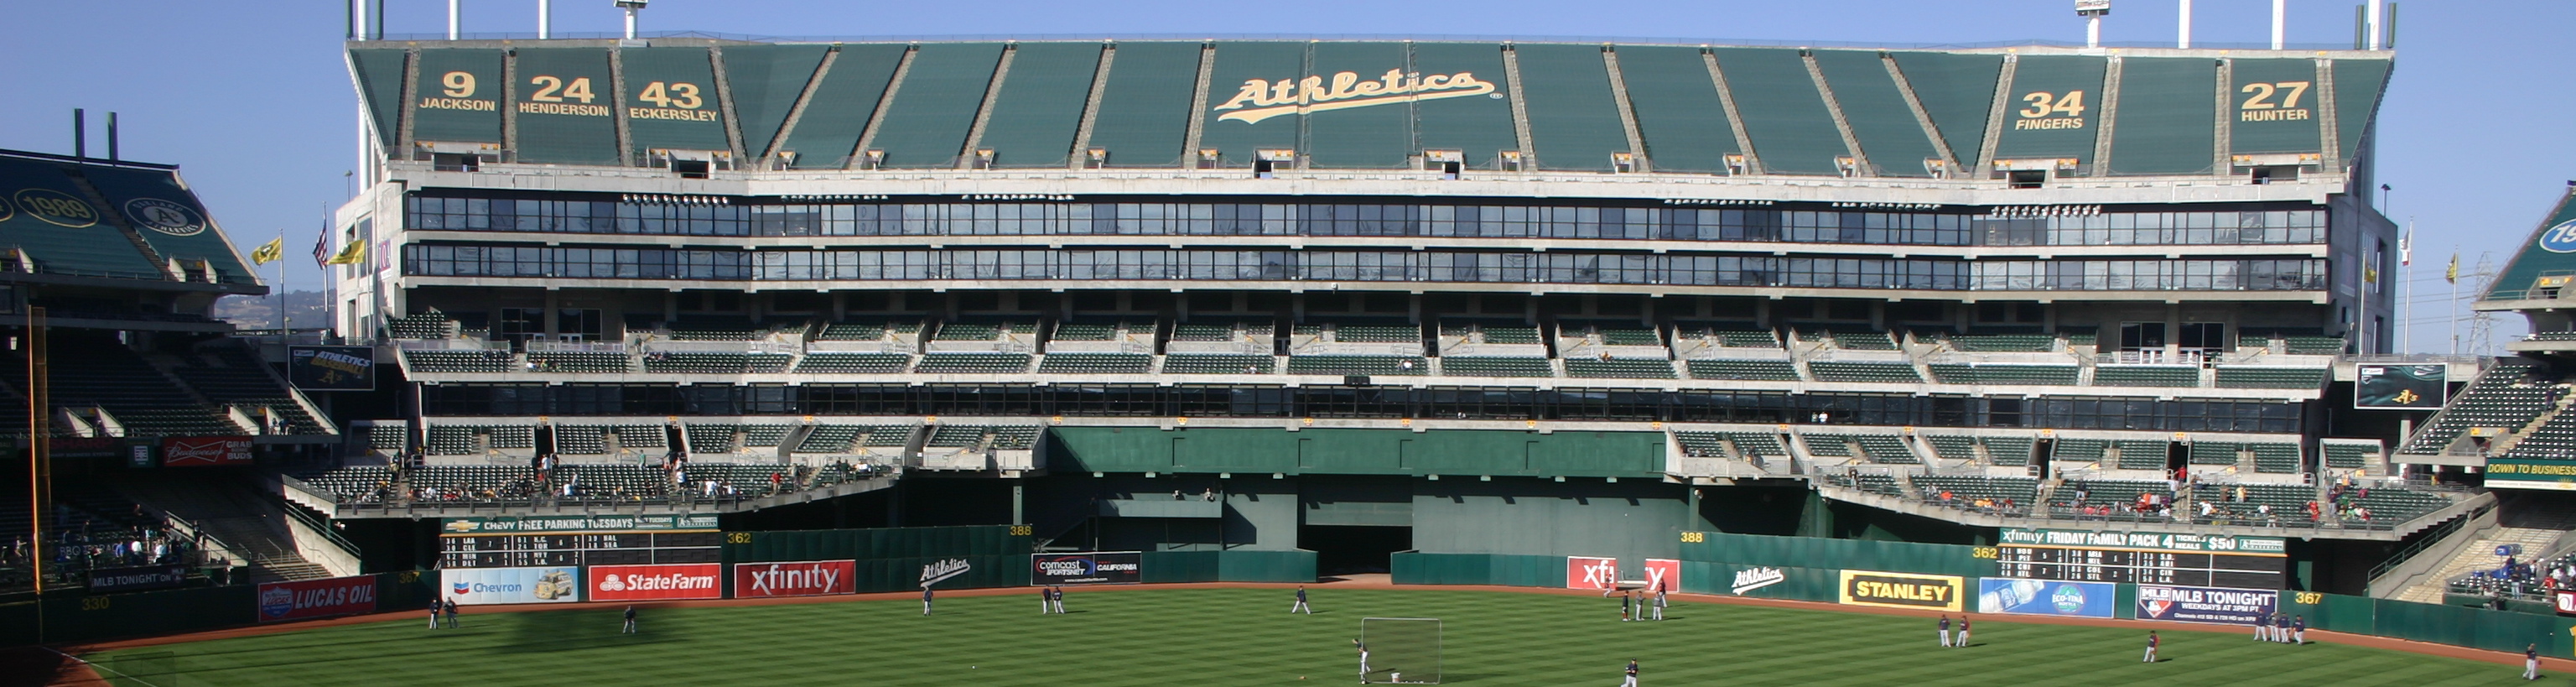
[1677,561,1843,603]
[1389,553,1567,587]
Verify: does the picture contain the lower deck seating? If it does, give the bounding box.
[2113,440,2169,471]
[914,352,1033,374]
[2323,443,2376,469]
[1685,359,1800,381]
[1924,435,1980,461]
[1807,362,1923,383]
[1983,436,2034,466]
[2215,367,2329,389]
[1563,358,1677,379]
[527,350,631,372]
[1286,355,1426,376]
[1036,353,1152,374]
[1438,357,1555,377]
[2052,438,2108,463]
[794,352,913,373]
[2056,479,2175,513]
[2094,365,2200,388]
[2189,442,2241,466]
[1914,475,2040,510]
[2249,443,2301,473]
[403,350,513,373]
[1162,354,1276,374]
[1823,472,1906,497]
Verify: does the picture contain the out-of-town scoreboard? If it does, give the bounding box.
[1995,528,2286,589]
[437,513,720,569]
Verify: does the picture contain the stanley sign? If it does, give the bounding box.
[1838,570,1966,612]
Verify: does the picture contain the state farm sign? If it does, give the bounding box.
[162,436,252,466]
[732,560,856,598]
[587,564,721,601]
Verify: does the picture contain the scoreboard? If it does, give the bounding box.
[1996,528,2286,590]
[439,531,722,568]
[437,513,720,569]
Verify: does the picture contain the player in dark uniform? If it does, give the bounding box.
[621,605,637,633]
[2272,612,2290,643]
[2527,643,2541,680]
[1956,617,1971,648]
[1621,658,1639,687]
[1040,585,1053,614]
[1292,586,1312,614]
[2143,631,2159,663]
[1937,615,1951,647]
[428,598,442,629]
[922,585,934,616]
[1621,591,1634,622]
[1051,586,1066,614]
[2292,615,2305,645]
[442,598,459,628]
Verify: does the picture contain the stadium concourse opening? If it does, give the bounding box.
[1306,524,1410,576]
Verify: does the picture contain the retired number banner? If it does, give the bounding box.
[1838,570,1965,612]
[732,560,857,598]
[588,563,722,601]
[258,575,378,622]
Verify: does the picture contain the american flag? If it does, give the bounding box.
[311,229,330,269]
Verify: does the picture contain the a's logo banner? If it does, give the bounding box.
[1730,566,1787,596]
[589,564,722,601]
[258,575,377,622]
[161,436,252,466]
[1031,551,1142,586]
[2355,363,2446,409]
[1839,570,1964,612]
[1978,578,2115,618]
[124,198,206,237]
[2135,585,2277,625]
[288,346,377,391]
[732,560,856,598]
[920,558,972,589]
[444,566,579,605]
[1566,556,1620,591]
[88,564,189,593]
[1212,69,1502,124]
[2555,590,2576,616]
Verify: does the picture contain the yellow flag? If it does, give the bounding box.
[326,240,366,265]
[2445,253,2459,284]
[2364,267,2378,284]
[249,237,283,265]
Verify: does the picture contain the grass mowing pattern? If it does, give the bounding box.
[89,588,2530,686]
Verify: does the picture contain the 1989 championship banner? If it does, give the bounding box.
[1031,551,1141,586]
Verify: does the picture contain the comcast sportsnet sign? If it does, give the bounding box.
[588,564,721,601]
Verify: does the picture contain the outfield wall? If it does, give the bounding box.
[0,570,441,647]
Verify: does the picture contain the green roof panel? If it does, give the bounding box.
[872,43,1006,169]
[2228,57,2324,156]
[1303,42,1415,169]
[2331,58,2392,162]
[780,44,908,169]
[1810,49,1940,177]
[0,159,164,280]
[1992,55,2106,166]
[350,49,408,148]
[2485,189,2576,302]
[1200,41,1310,166]
[1512,44,1627,172]
[1600,45,1734,174]
[1408,43,1519,169]
[977,42,1102,168]
[2107,57,2217,175]
[1888,52,2002,167]
[1087,42,1201,168]
[719,44,830,159]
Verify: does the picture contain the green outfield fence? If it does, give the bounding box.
[1389,553,1569,587]
[723,525,1034,592]
[0,570,442,648]
[1681,531,1998,579]
[1138,550,1319,583]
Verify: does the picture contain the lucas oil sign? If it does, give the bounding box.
[258,575,377,623]
[1839,570,1965,612]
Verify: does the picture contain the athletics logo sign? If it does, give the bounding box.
[125,198,206,237]
[1213,69,1501,124]
[921,558,972,588]
[1731,567,1786,596]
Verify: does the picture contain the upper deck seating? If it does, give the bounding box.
[1685,359,1800,381]
[1807,362,1923,383]
[2094,365,2199,387]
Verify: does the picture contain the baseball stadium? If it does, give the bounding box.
[8,1,2576,684]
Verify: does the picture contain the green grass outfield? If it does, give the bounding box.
[86,588,2531,686]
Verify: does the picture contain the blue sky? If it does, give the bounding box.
[0,1,2566,351]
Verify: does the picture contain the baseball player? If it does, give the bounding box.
[1621,658,1639,687]
[1651,586,1667,622]
[922,585,934,616]
[1292,586,1312,614]
[2292,615,2305,645]
[1040,586,1053,614]
[1956,617,1971,648]
[2253,612,2271,642]
[1051,586,1066,614]
[2527,643,2541,680]
[2143,631,2159,663]
[2272,612,2290,643]
[428,598,442,629]
[1937,615,1951,647]
[1354,638,1369,684]
[621,605,637,633]
[443,599,460,628]
[1621,591,1634,622]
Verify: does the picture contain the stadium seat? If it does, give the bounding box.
[914,352,1033,374]
[1437,357,1555,377]
[1685,359,1800,381]
[1807,362,1924,383]
[1926,364,2079,385]
[1162,354,1277,374]
[1564,358,1677,379]
[795,352,914,373]
[2093,365,2200,388]
[1036,352,1153,374]
[2214,367,2329,389]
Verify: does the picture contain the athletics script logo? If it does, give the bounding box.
[1731,567,1785,596]
[921,558,972,588]
[1213,69,1500,124]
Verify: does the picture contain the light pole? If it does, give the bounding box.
[615,0,647,40]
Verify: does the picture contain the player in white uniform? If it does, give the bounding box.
[1051,586,1067,614]
[1292,586,1312,614]
[1354,639,1369,684]
[1620,658,1639,687]
[1651,586,1666,621]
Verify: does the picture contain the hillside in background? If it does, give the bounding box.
[212,291,330,330]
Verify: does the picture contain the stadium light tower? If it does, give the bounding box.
[615,0,647,40]
[2076,0,2111,49]
[2176,0,2191,48]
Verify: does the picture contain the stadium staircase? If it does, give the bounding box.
[112,473,348,583]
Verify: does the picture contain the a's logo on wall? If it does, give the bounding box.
[1731,567,1785,596]
[126,198,205,236]
[1213,69,1501,124]
[2539,219,2576,254]
[920,558,971,588]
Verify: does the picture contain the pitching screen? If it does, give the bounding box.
[1361,617,1441,684]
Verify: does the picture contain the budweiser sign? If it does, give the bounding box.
[587,564,721,601]
[733,560,856,598]
[162,436,252,466]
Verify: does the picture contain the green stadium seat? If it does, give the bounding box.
[1163,354,1277,374]
[1437,357,1555,377]
[2214,367,2328,389]
[1036,352,1152,374]
[1287,355,1427,376]
[1564,358,1677,379]
[914,352,1033,373]
[402,350,514,373]
[1806,362,1923,383]
[795,352,913,373]
[1685,359,1800,381]
[2093,365,2199,388]
[1926,364,2079,385]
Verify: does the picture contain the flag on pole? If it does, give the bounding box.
[2398,221,2412,266]
[2445,253,2459,284]
[326,240,366,265]
[249,237,284,265]
[311,230,331,268]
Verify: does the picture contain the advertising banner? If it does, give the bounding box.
[444,566,581,605]
[1728,565,1789,596]
[440,513,719,533]
[733,559,858,598]
[161,436,252,467]
[2355,363,2446,410]
[1031,551,1142,586]
[2481,458,2576,491]
[2136,585,2277,625]
[1977,578,2116,618]
[288,345,377,392]
[1838,570,1966,612]
[1642,559,1681,594]
[257,575,378,622]
[2001,528,2286,554]
[1566,556,1620,591]
[87,564,190,593]
[588,563,723,601]
[2556,591,2576,616]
